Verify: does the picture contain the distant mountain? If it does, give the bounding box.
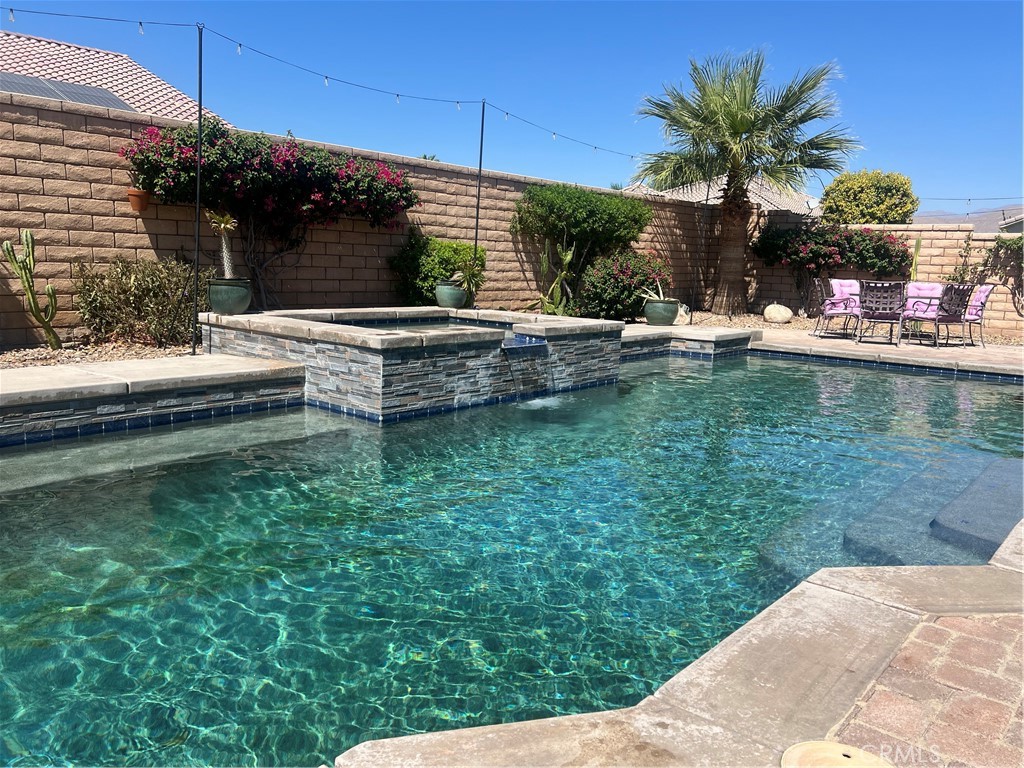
[912,204,1022,233]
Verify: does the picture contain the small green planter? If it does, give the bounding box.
[435,281,468,309]
[643,298,680,326]
[208,278,252,315]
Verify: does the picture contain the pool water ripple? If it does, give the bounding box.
[0,357,1020,766]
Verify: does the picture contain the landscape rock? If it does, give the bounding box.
[764,304,794,324]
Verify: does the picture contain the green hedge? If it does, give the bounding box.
[388,229,486,306]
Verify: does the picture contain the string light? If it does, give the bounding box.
[2,4,647,164]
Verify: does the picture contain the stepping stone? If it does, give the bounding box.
[930,457,1024,558]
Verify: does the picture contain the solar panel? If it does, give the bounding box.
[0,71,136,111]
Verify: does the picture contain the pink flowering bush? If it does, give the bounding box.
[753,223,911,279]
[577,249,673,321]
[120,119,418,306]
[752,222,911,311]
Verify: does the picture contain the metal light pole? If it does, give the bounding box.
[191,22,205,354]
[472,99,486,265]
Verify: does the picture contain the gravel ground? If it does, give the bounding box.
[0,313,1018,369]
[0,341,198,369]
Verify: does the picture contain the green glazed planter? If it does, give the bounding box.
[208,278,252,315]
[435,281,468,309]
[644,298,680,326]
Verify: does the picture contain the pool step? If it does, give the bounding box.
[842,454,997,566]
[758,502,864,582]
[929,457,1024,558]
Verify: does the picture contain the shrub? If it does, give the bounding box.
[577,249,673,321]
[752,223,912,309]
[510,184,652,293]
[753,223,911,278]
[76,257,214,346]
[388,229,486,306]
[120,120,419,307]
[820,170,919,224]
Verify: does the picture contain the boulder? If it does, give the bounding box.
[765,303,794,323]
[764,304,794,324]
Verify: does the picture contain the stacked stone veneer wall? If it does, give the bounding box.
[203,316,621,422]
[749,218,1021,338]
[1,93,711,348]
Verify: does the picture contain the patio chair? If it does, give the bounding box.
[899,282,974,347]
[811,277,860,337]
[856,280,905,344]
[965,284,995,347]
[899,281,944,344]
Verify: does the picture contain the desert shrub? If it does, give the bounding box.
[820,170,919,224]
[577,249,673,321]
[76,257,214,346]
[510,184,652,294]
[388,228,486,305]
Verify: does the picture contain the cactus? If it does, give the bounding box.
[205,210,238,279]
[2,230,62,349]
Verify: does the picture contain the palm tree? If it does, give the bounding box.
[635,52,858,314]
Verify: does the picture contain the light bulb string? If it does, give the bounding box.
[487,102,636,159]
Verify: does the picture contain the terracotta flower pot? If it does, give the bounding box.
[127,188,151,212]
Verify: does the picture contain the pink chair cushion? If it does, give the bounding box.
[902,281,944,319]
[830,279,860,298]
[966,284,994,321]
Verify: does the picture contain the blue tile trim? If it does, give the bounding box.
[0,433,26,448]
[748,349,1022,384]
[0,398,307,452]
[620,349,671,362]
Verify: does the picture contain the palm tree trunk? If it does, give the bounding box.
[710,206,750,315]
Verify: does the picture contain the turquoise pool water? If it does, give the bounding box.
[1,357,1020,766]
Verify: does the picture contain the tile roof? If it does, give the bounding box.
[0,31,226,124]
[625,176,820,216]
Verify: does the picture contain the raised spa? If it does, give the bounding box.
[201,308,626,422]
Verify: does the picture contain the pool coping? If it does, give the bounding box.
[332,524,1024,767]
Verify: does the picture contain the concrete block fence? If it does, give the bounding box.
[1,92,1020,347]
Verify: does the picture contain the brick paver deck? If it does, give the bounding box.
[831,614,1024,767]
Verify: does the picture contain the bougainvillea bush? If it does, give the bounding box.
[576,249,673,321]
[120,120,419,306]
[752,222,912,308]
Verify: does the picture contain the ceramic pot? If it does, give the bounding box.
[435,281,468,309]
[208,278,252,315]
[644,298,680,326]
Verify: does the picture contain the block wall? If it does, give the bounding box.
[0,93,711,348]
[3,92,1018,346]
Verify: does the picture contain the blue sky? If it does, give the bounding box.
[3,1,1022,212]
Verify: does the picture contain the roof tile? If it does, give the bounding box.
[0,31,227,124]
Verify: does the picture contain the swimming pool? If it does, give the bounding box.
[0,356,1020,766]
